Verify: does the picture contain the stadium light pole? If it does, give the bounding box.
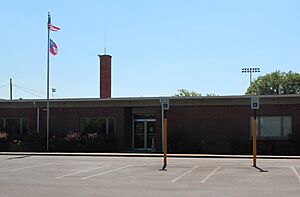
[241,67,260,86]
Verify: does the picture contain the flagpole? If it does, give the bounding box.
[46,12,50,151]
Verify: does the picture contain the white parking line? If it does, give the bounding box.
[171,166,198,183]
[56,165,109,179]
[0,163,52,173]
[200,166,221,183]
[81,165,134,180]
[291,166,300,183]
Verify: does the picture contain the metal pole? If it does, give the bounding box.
[46,12,50,151]
[253,109,257,167]
[250,70,252,85]
[37,107,40,134]
[9,78,12,100]
[97,55,101,98]
[161,106,164,152]
[162,118,168,170]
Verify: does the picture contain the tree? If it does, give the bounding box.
[174,89,201,97]
[205,93,218,96]
[174,89,218,97]
[246,71,300,95]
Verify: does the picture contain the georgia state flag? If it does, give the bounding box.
[50,39,58,56]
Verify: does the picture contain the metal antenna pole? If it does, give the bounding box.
[104,31,107,55]
[104,0,107,55]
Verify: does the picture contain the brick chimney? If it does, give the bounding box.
[98,54,112,98]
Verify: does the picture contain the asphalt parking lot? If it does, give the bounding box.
[0,155,299,197]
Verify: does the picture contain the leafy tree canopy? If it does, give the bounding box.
[174,89,218,97]
[246,71,300,95]
[174,89,201,97]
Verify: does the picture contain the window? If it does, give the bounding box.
[80,118,115,136]
[108,119,115,136]
[0,118,29,135]
[250,116,292,139]
[5,119,20,136]
[0,119,4,131]
[21,119,29,134]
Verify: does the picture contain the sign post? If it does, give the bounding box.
[251,96,259,167]
[160,98,169,170]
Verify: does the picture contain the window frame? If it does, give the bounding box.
[250,116,292,140]
[80,117,116,137]
[0,118,29,135]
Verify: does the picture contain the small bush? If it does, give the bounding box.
[64,131,81,142]
[62,131,82,152]
[0,131,8,140]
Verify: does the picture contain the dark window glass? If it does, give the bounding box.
[81,118,114,136]
[250,116,292,139]
[0,119,4,130]
[5,119,21,136]
[80,118,89,130]
[22,119,29,134]
[134,121,144,149]
[146,121,156,149]
[109,118,115,136]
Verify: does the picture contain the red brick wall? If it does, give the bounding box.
[100,55,111,98]
[43,107,126,150]
[1,102,299,154]
[166,105,250,153]
[166,104,300,154]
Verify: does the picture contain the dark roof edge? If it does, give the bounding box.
[1,94,300,103]
[0,94,300,109]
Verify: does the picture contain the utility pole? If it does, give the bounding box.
[10,78,12,100]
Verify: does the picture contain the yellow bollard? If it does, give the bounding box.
[162,118,168,170]
[253,116,257,167]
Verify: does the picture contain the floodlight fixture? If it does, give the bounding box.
[242,67,260,85]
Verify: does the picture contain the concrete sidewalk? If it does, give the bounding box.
[0,152,300,159]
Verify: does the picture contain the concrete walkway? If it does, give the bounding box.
[0,152,300,159]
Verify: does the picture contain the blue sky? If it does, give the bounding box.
[0,0,299,99]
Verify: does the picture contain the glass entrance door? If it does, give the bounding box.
[146,121,156,149]
[134,121,145,149]
[133,119,156,150]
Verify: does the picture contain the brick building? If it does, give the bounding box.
[0,95,299,154]
[1,54,299,154]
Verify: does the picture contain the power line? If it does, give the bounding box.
[13,84,45,95]
[13,85,44,98]
[3,82,64,99]
[14,87,44,98]
[0,83,9,89]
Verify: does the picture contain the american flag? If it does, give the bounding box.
[50,39,58,56]
[48,23,60,31]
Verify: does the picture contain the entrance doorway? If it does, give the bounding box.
[133,119,156,150]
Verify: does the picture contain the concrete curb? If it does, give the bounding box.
[0,152,300,159]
